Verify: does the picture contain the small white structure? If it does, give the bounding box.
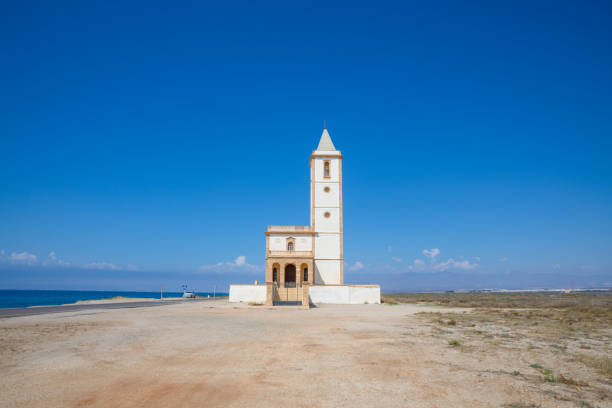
[229,127,380,306]
[229,284,267,304]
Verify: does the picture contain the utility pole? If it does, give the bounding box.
[161,285,164,301]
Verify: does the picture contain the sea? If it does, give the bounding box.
[0,290,228,309]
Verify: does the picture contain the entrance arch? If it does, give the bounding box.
[284,264,296,287]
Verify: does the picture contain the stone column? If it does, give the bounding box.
[308,260,314,285]
[265,260,271,283]
[280,262,285,288]
[302,283,310,308]
[266,282,274,306]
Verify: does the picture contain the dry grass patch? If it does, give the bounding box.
[413,293,611,406]
[419,304,611,343]
[386,292,612,309]
[573,354,612,379]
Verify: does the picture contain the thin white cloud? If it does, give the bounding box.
[387,246,393,253]
[407,259,426,271]
[581,265,600,271]
[349,261,364,271]
[552,263,561,270]
[499,257,508,262]
[433,258,478,271]
[43,251,70,267]
[84,262,121,270]
[0,249,140,271]
[406,249,479,272]
[199,255,261,272]
[391,257,402,263]
[472,257,481,262]
[84,262,140,271]
[9,251,37,264]
[422,248,440,262]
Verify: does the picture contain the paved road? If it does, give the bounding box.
[0,299,218,319]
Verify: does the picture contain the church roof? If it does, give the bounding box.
[316,128,336,151]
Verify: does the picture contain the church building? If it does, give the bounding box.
[265,127,343,288]
[229,127,379,306]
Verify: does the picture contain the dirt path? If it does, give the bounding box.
[0,301,609,407]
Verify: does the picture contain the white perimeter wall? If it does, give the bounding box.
[229,285,267,303]
[228,284,381,305]
[309,285,380,304]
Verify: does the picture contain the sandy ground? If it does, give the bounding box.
[0,300,609,408]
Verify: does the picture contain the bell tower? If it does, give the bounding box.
[310,127,343,284]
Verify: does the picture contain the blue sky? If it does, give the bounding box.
[1,1,611,292]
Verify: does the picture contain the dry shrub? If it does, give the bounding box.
[557,374,588,387]
[381,296,399,305]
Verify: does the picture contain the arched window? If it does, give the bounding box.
[323,161,330,178]
[287,242,294,251]
[303,267,308,282]
[273,267,277,282]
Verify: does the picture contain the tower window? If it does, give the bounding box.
[324,211,331,218]
[303,267,308,282]
[324,186,330,193]
[323,161,330,178]
[273,268,277,282]
[287,242,294,251]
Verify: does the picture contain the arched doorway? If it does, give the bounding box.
[285,264,296,287]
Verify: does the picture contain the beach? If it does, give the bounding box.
[1,298,610,407]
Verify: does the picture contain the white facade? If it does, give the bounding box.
[268,234,312,252]
[310,129,343,285]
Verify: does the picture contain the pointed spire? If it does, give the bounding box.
[317,128,336,151]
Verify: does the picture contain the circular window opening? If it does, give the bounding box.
[324,186,330,193]
[324,212,331,218]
